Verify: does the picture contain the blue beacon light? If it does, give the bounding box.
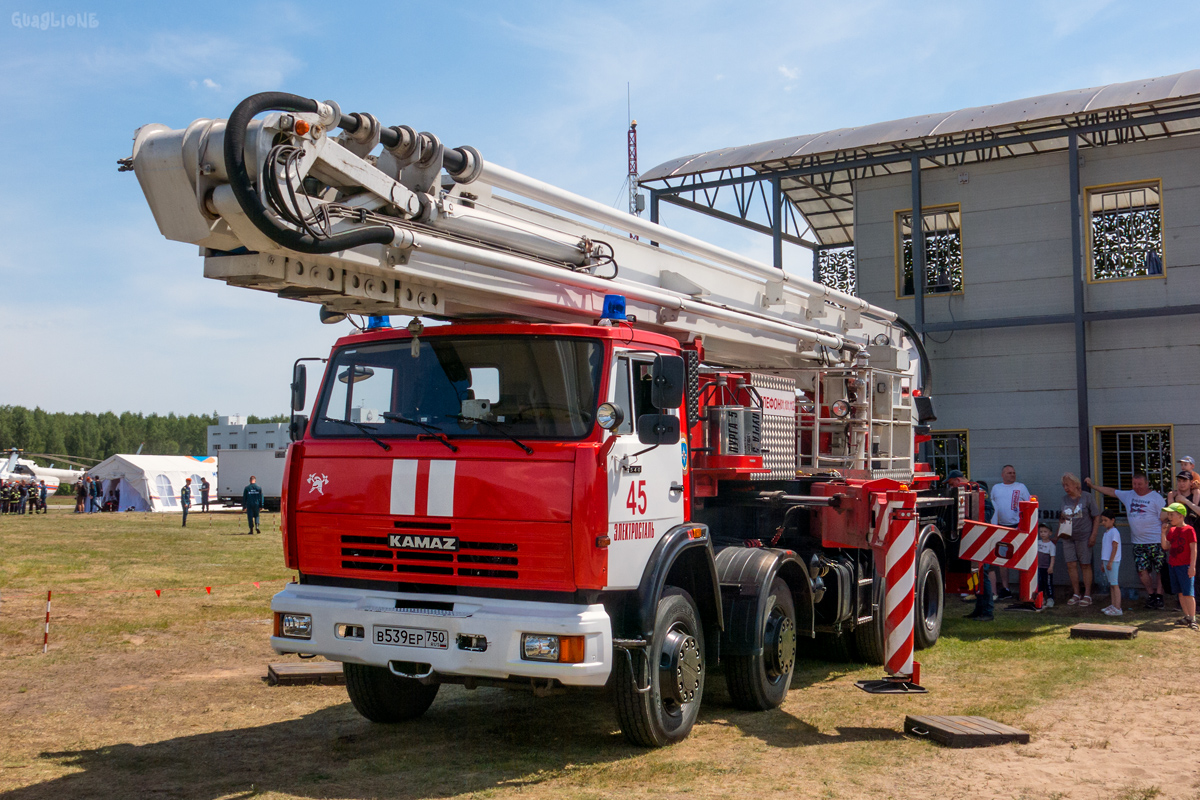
[600,295,627,322]
[366,315,391,330]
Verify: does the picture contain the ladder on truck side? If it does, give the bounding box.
[125,91,933,692]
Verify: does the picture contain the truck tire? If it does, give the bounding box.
[913,547,944,650]
[613,588,705,747]
[344,662,439,723]
[724,577,797,710]
[853,578,886,666]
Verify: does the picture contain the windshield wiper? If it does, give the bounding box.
[381,413,459,453]
[455,416,534,455]
[320,417,391,451]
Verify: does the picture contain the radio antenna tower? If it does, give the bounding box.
[627,83,640,239]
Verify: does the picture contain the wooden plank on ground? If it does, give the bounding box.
[1069,623,1138,640]
[905,715,1030,748]
[267,661,345,686]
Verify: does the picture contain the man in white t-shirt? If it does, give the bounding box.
[990,465,1032,598]
[1086,472,1167,609]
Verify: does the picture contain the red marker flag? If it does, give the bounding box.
[253,582,260,589]
[155,589,161,597]
[205,586,211,594]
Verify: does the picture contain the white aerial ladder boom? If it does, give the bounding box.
[124,92,925,375]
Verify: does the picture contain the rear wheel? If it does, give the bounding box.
[344,662,440,722]
[913,547,944,650]
[725,577,797,710]
[613,588,705,747]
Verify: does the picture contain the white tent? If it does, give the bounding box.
[88,455,218,513]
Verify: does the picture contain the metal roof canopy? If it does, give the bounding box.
[640,70,1200,247]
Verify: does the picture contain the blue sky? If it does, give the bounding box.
[3,0,1199,415]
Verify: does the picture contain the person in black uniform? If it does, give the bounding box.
[180,478,192,527]
[200,477,210,513]
[243,476,264,535]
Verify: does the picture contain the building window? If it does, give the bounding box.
[249,443,258,449]
[896,204,963,297]
[816,246,856,296]
[213,445,221,451]
[228,444,238,450]
[1087,180,1164,282]
[921,430,969,484]
[266,443,275,449]
[1094,426,1172,518]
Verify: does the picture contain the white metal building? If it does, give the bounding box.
[206,415,288,456]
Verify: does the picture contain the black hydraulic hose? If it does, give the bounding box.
[223,92,396,255]
[893,314,933,395]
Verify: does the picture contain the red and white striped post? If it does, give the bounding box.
[883,489,918,678]
[42,590,51,654]
[1015,499,1041,606]
[857,488,926,694]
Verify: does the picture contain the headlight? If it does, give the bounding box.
[596,402,625,431]
[521,633,585,663]
[277,613,312,639]
[830,399,851,419]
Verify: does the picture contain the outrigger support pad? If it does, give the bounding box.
[855,676,928,695]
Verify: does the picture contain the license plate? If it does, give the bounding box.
[373,625,449,649]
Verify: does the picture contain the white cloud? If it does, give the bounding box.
[202,78,220,90]
[778,66,799,81]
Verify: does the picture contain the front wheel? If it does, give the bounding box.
[613,588,706,747]
[725,577,797,710]
[913,547,944,650]
[344,662,440,722]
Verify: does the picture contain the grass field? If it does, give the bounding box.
[1,508,1197,799]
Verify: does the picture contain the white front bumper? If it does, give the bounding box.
[270,583,612,686]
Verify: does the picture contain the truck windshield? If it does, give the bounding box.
[312,335,604,441]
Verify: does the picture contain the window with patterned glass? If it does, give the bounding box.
[921,430,969,485]
[896,205,963,297]
[1087,181,1164,281]
[816,246,856,296]
[1095,426,1172,518]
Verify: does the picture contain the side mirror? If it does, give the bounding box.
[650,355,685,410]
[637,414,680,446]
[289,414,308,442]
[291,364,307,412]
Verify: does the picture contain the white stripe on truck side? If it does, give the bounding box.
[390,459,418,516]
[426,460,456,517]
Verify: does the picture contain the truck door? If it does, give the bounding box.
[605,353,685,589]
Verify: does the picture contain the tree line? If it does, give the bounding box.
[0,406,288,465]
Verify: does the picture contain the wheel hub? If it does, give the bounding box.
[660,628,702,705]
[766,614,796,678]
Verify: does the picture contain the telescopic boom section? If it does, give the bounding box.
[127,92,914,370]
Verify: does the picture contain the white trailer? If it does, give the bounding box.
[216,448,286,511]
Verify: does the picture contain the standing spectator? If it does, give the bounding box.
[180,478,192,528]
[36,481,47,514]
[243,476,264,535]
[16,483,28,515]
[200,477,211,513]
[1060,472,1101,606]
[1168,470,1200,532]
[74,477,86,513]
[89,477,102,513]
[1087,473,1167,609]
[1160,502,1197,629]
[1037,523,1056,608]
[989,465,1031,599]
[1098,509,1123,616]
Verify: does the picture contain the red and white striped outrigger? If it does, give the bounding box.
[959,499,1042,606]
[857,487,925,694]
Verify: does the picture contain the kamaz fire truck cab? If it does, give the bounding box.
[125,91,1002,747]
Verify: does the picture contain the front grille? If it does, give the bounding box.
[339,533,521,579]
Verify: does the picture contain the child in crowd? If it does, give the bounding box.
[1037,523,1056,608]
[1098,510,1123,616]
[1161,502,1198,630]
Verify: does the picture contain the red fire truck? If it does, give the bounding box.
[126,92,1025,747]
